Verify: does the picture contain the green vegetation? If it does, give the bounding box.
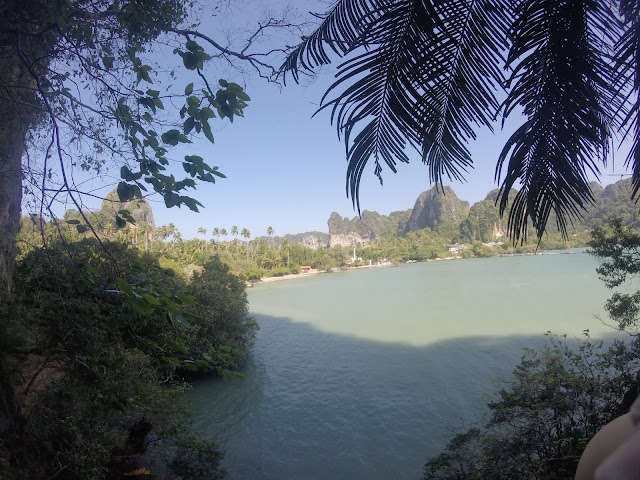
[1,237,257,479]
[422,219,640,480]
[423,333,640,480]
[0,0,287,473]
[329,210,412,240]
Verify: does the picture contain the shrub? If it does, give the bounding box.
[184,256,258,371]
[423,333,640,480]
[1,240,250,479]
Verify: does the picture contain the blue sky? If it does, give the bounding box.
[50,0,633,240]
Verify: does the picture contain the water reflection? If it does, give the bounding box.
[188,314,618,480]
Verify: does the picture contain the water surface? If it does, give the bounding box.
[189,253,618,479]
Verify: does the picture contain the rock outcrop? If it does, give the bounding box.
[404,186,469,234]
[101,189,155,228]
[329,232,376,248]
[327,210,411,247]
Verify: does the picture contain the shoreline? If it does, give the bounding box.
[246,248,585,287]
[247,262,394,287]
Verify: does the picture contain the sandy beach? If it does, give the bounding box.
[248,262,394,287]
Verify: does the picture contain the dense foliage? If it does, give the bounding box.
[589,219,640,332]
[422,220,640,480]
[423,334,640,480]
[0,240,257,479]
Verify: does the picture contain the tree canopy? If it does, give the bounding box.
[0,0,297,290]
[281,0,640,243]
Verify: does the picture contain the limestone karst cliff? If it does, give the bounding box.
[404,186,470,235]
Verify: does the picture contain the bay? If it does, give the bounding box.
[188,252,618,480]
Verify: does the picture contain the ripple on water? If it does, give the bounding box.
[189,254,615,479]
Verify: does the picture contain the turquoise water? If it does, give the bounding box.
[188,252,619,480]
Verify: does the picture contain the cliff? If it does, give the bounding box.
[260,232,329,249]
[101,189,155,228]
[460,189,514,242]
[328,210,411,247]
[404,186,469,235]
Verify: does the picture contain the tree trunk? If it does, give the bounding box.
[0,47,33,292]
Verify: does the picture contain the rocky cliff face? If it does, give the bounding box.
[327,210,410,247]
[404,186,470,234]
[329,232,376,248]
[101,189,155,228]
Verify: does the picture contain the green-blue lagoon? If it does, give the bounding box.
[188,252,616,479]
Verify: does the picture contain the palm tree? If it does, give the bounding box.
[197,227,207,252]
[231,225,240,255]
[220,228,228,249]
[281,0,639,242]
[281,237,290,267]
[140,223,152,251]
[212,227,220,250]
[241,228,251,260]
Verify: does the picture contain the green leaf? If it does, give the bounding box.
[187,95,200,107]
[236,90,251,101]
[181,196,203,212]
[161,129,181,146]
[174,313,190,327]
[142,293,161,305]
[117,181,133,202]
[183,117,195,134]
[177,294,195,305]
[56,15,67,30]
[185,82,194,95]
[76,225,88,233]
[131,297,153,316]
[201,120,214,144]
[118,209,137,224]
[115,215,126,228]
[218,79,228,87]
[120,165,132,180]
[164,192,180,208]
[139,65,152,83]
[185,40,200,52]
[115,277,134,296]
[194,50,211,68]
[65,219,80,225]
[182,52,197,70]
[200,107,215,119]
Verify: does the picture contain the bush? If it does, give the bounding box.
[460,248,474,258]
[1,240,251,479]
[243,268,264,281]
[268,266,291,277]
[312,254,337,271]
[423,333,640,480]
[184,256,258,371]
[288,263,301,274]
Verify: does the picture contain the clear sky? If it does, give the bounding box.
[49,0,634,240]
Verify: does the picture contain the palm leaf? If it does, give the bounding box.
[282,0,510,212]
[497,0,617,242]
[615,0,640,198]
[281,0,392,82]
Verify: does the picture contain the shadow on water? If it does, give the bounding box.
[187,313,622,480]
